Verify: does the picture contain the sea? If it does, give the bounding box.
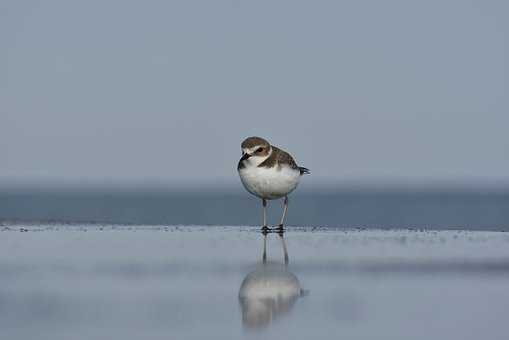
[1,188,508,230]
[2,187,509,340]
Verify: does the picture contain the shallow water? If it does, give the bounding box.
[2,189,509,229]
[1,225,509,340]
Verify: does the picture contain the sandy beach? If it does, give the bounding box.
[1,225,508,340]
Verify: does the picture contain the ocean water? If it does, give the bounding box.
[3,188,508,339]
[1,225,508,340]
[1,189,509,230]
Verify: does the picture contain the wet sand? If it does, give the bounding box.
[1,225,509,340]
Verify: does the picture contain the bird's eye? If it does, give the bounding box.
[256,147,263,153]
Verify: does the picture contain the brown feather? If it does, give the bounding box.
[258,146,299,171]
[241,137,270,149]
[238,137,310,175]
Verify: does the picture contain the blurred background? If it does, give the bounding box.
[1,0,508,228]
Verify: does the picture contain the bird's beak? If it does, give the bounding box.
[240,153,251,161]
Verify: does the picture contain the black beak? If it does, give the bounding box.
[240,153,251,161]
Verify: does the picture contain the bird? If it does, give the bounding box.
[237,136,310,232]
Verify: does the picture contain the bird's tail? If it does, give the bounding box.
[299,167,310,175]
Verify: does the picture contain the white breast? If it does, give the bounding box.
[238,164,301,199]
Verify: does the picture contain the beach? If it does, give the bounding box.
[1,225,508,340]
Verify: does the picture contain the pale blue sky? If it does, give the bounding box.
[1,0,508,188]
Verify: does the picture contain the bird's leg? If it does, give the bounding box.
[262,232,267,264]
[277,196,289,231]
[261,199,269,232]
[278,232,289,265]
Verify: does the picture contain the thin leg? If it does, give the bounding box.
[261,199,268,231]
[262,233,267,264]
[279,233,289,265]
[278,196,289,230]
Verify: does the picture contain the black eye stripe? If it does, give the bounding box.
[256,147,263,152]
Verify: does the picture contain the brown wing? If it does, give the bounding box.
[274,146,299,170]
[258,146,299,170]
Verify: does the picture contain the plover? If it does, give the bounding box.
[237,136,310,231]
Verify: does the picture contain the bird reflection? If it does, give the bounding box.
[238,231,307,330]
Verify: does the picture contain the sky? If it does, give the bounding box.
[1,0,508,189]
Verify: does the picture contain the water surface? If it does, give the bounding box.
[1,225,508,340]
[2,189,509,229]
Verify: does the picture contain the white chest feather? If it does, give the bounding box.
[238,164,301,199]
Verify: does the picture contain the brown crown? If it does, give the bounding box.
[241,136,270,149]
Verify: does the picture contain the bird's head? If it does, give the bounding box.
[240,136,272,166]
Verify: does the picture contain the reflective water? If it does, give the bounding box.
[1,225,509,340]
[239,232,306,330]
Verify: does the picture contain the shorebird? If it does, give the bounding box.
[237,136,309,231]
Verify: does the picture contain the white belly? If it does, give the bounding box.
[238,165,301,199]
